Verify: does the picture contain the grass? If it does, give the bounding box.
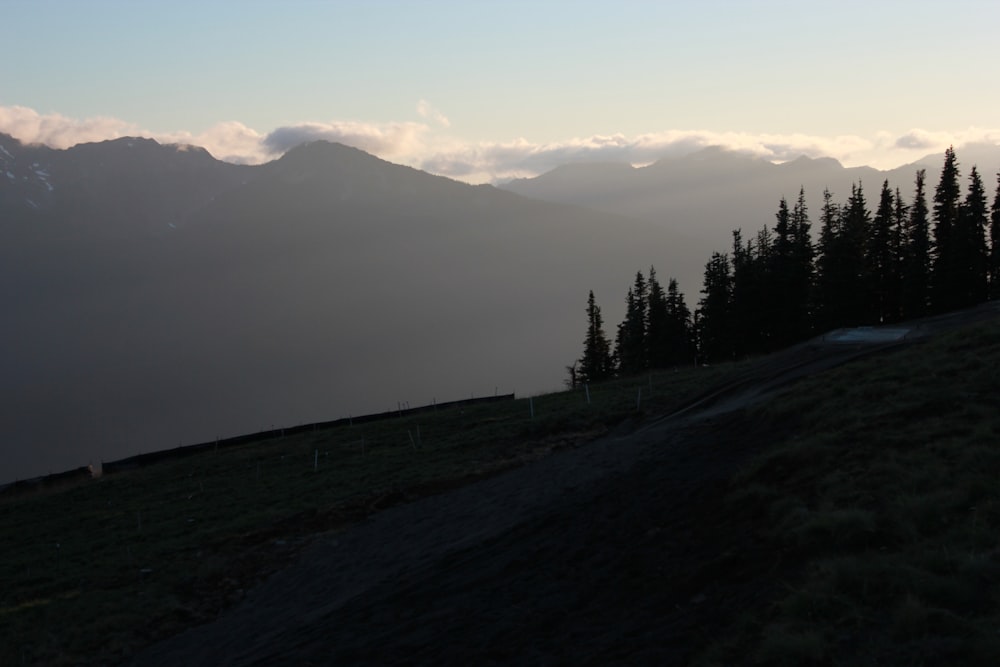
[699,319,1000,666]
[6,316,1000,665]
[0,363,740,666]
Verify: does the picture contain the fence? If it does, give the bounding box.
[99,393,515,475]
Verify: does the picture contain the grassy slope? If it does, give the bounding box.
[3,318,999,665]
[0,364,740,666]
[701,321,1000,666]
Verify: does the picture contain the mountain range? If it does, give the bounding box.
[3,133,999,482]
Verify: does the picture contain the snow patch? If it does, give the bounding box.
[0,144,13,160]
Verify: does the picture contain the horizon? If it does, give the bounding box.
[3,0,999,183]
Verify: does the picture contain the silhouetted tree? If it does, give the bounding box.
[697,251,733,362]
[901,169,931,318]
[787,187,815,341]
[663,278,695,365]
[817,185,870,329]
[577,291,614,384]
[615,271,648,375]
[646,267,670,368]
[888,185,908,322]
[868,180,896,323]
[932,147,962,311]
[991,171,1000,299]
[952,165,989,307]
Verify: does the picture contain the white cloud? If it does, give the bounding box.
[1,105,998,184]
[261,120,430,158]
[0,105,139,148]
[159,121,268,164]
[416,100,450,128]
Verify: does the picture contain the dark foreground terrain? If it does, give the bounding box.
[133,305,1000,666]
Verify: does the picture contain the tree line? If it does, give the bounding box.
[572,147,1000,384]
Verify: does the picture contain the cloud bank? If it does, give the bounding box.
[2,105,998,184]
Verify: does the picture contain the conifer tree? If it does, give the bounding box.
[932,147,962,311]
[901,169,931,318]
[868,180,896,323]
[991,171,1000,299]
[767,197,795,347]
[697,251,733,362]
[646,267,670,368]
[841,182,872,325]
[664,278,695,366]
[787,187,815,341]
[817,185,870,328]
[615,272,649,375]
[888,186,908,322]
[577,290,614,384]
[815,188,844,331]
[953,165,989,307]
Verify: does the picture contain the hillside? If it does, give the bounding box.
[500,143,1000,297]
[0,137,684,483]
[3,302,998,665]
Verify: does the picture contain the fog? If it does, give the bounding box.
[1,141,680,482]
[4,137,997,483]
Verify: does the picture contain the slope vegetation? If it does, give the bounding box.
[3,304,999,665]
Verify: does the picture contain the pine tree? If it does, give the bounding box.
[817,185,870,329]
[901,169,931,318]
[789,187,815,340]
[697,251,733,363]
[615,272,649,375]
[868,180,895,323]
[888,186,908,323]
[841,182,872,325]
[953,165,989,307]
[991,171,1000,299]
[815,188,843,331]
[664,278,695,366]
[932,147,962,311]
[646,267,671,368]
[768,197,795,347]
[577,290,614,384]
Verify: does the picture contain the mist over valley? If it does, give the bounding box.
[3,133,999,483]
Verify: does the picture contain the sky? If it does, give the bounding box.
[2,0,999,183]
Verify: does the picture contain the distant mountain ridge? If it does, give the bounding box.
[3,134,998,483]
[0,135,682,483]
[0,132,251,240]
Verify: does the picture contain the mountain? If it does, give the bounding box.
[0,136,685,483]
[501,144,1000,295]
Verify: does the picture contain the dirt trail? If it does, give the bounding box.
[132,304,1000,666]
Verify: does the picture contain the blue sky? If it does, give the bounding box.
[2,0,999,181]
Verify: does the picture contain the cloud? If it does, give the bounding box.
[0,105,139,148]
[159,121,268,164]
[894,130,940,150]
[416,100,450,128]
[2,105,999,184]
[262,120,429,158]
[410,131,883,183]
